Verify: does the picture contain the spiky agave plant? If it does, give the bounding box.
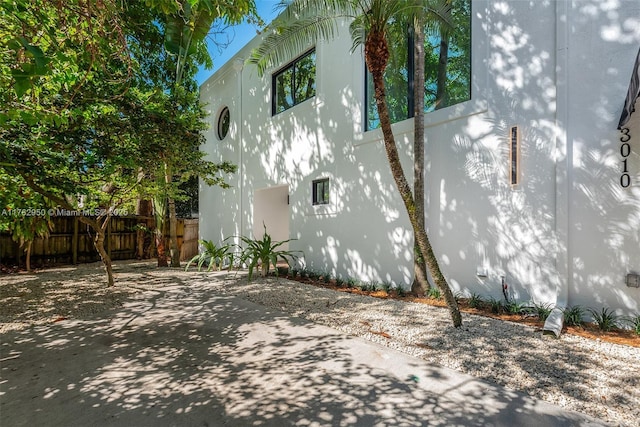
[588,307,620,332]
[185,239,233,271]
[238,224,302,279]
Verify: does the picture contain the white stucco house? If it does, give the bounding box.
[199,0,640,320]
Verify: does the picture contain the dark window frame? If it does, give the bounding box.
[312,178,330,205]
[509,125,520,187]
[272,48,316,115]
[217,106,230,140]
[364,1,472,131]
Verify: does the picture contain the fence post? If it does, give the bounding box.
[107,218,111,258]
[72,217,79,264]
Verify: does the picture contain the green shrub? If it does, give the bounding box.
[237,225,302,280]
[427,287,441,299]
[563,305,585,327]
[346,278,358,289]
[365,281,379,292]
[587,307,620,331]
[533,302,554,321]
[622,314,640,335]
[468,293,483,309]
[505,300,526,315]
[488,297,503,314]
[381,281,393,293]
[185,240,233,272]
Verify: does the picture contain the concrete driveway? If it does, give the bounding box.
[1,281,606,426]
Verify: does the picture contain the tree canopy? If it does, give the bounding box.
[0,0,253,283]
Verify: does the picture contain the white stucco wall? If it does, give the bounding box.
[564,0,640,312]
[200,0,640,316]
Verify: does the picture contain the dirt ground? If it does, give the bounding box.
[0,261,161,332]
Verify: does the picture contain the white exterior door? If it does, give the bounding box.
[253,185,290,250]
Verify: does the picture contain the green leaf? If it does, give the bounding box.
[11,73,31,97]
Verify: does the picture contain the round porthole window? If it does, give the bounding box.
[217,106,230,140]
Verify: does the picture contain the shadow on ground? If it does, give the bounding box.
[1,264,604,426]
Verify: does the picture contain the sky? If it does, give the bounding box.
[195,1,281,86]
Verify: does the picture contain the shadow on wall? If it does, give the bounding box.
[230,24,415,287]
[203,1,639,313]
[427,0,639,313]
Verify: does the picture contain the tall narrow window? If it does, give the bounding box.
[509,125,520,186]
[366,18,410,130]
[273,49,316,115]
[312,178,329,205]
[365,0,471,130]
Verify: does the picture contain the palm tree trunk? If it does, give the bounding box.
[412,21,430,297]
[366,31,461,327]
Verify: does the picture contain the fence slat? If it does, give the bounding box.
[0,216,198,266]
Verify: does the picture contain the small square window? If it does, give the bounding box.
[312,178,329,205]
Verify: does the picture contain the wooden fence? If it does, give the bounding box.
[0,216,199,266]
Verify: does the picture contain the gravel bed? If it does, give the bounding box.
[1,261,638,426]
[215,276,639,427]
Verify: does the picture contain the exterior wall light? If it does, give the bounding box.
[626,273,640,288]
[509,125,521,187]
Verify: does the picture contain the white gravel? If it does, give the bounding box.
[213,276,640,427]
[1,261,638,426]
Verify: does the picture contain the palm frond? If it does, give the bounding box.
[424,0,454,37]
[248,0,358,75]
[279,0,356,19]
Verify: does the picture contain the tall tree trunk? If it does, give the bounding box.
[168,195,179,267]
[412,21,430,297]
[25,240,32,272]
[153,183,168,267]
[21,177,115,285]
[136,197,153,259]
[155,230,168,267]
[435,35,450,110]
[79,216,115,287]
[366,31,461,327]
[165,162,180,267]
